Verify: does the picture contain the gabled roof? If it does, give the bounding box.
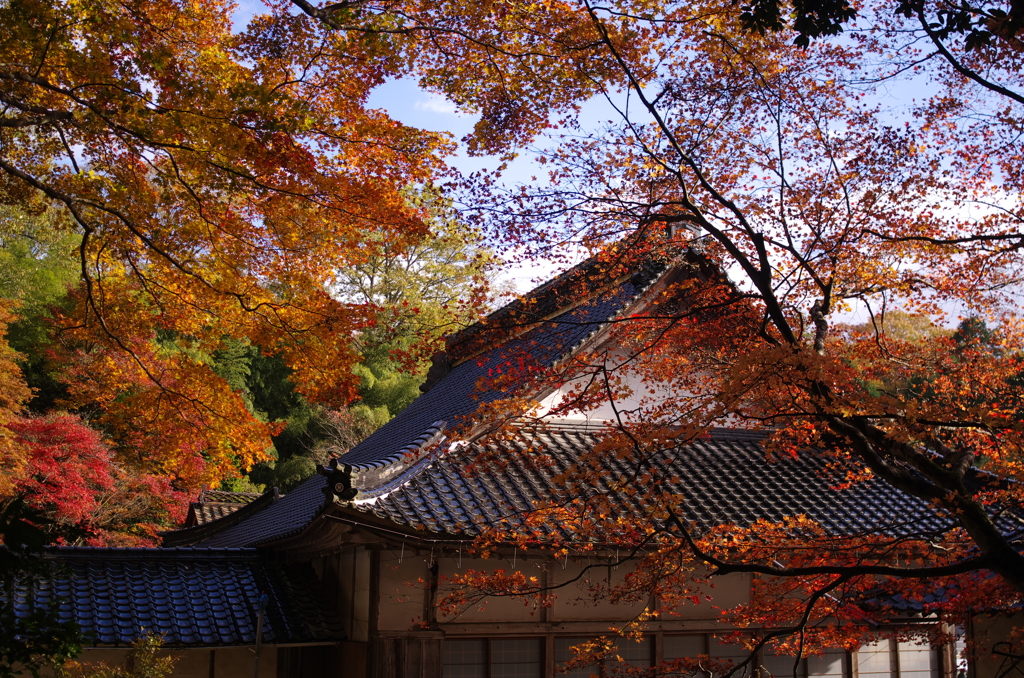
[342,248,679,469]
[180,237,1024,557]
[189,244,692,549]
[195,478,332,548]
[438,245,678,367]
[7,547,343,647]
[341,283,636,469]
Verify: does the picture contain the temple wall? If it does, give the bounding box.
[437,555,548,625]
[61,647,276,678]
[377,548,431,630]
[969,613,1023,678]
[371,548,751,632]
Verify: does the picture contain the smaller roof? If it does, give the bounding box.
[163,488,280,547]
[5,547,343,648]
[184,489,266,527]
[195,479,328,549]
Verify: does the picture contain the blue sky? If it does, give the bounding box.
[366,79,580,290]
[366,79,544,182]
[231,1,574,289]
[226,2,994,316]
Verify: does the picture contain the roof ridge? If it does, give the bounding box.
[203,490,264,500]
[347,421,448,501]
[441,239,687,369]
[42,546,259,561]
[349,420,447,472]
[443,252,613,356]
[544,254,675,374]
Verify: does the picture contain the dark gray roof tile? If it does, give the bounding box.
[340,282,641,470]
[350,424,1019,542]
[3,547,343,647]
[186,490,264,526]
[194,475,327,548]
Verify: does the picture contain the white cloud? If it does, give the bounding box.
[414,93,468,116]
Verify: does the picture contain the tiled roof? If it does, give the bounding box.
[441,248,674,365]
[352,424,1024,540]
[181,240,1023,554]
[187,490,264,526]
[4,547,343,647]
[192,251,680,549]
[196,477,329,548]
[342,281,638,469]
[194,504,239,523]
[163,489,280,547]
[203,490,264,504]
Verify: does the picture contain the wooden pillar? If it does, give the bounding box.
[373,635,444,678]
[368,547,381,678]
[423,558,440,628]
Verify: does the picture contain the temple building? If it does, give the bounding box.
[9,239,1022,678]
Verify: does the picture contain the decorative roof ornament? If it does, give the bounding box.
[317,458,357,502]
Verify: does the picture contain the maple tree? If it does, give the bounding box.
[737,0,1024,53]
[239,194,497,490]
[287,0,1024,669]
[3,413,186,546]
[332,187,500,358]
[2,0,1022,668]
[0,0,457,490]
[0,304,31,498]
[7,413,116,539]
[327,191,502,429]
[0,205,80,412]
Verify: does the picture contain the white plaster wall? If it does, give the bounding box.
[970,614,1024,678]
[549,560,651,622]
[168,650,212,678]
[56,649,130,675]
[323,547,373,641]
[351,549,372,642]
[533,345,697,424]
[214,647,270,678]
[372,554,751,629]
[657,571,751,619]
[377,549,430,631]
[437,556,548,624]
[535,375,688,424]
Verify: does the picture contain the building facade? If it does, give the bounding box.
[162,243,1004,678]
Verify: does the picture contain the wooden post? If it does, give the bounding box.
[368,548,381,678]
[253,593,268,678]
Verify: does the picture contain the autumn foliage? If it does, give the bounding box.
[0,0,455,489]
[1,0,1023,668]
[4,413,186,546]
[0,303,32,497]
